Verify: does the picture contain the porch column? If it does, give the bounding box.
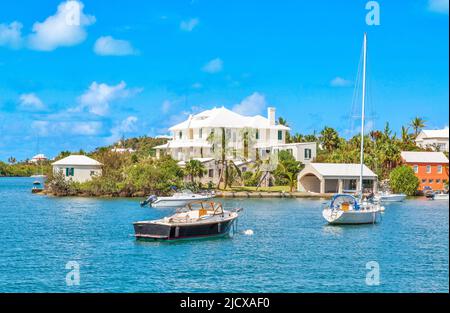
[320,179,325,194]
[338,179,343,193]
[373,178,378,193]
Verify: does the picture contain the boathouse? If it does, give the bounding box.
[52,155,102,183]
[297,163,378,194]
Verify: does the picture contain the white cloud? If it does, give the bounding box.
[428,0,449,14]
[31,120,102,136]
[232,92,267,116]
[76,81,141,116]
[330,77,352,87]
[0,21,23,49]
[93,36,138,56]
[202,58,223,73]
[19,93,45,110]
[27,0,95,51]
[180,18,199,31]
[107,116,138,143]
[161,100,171,113]
[191,82,202,89]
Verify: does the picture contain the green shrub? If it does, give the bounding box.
[389,165,419,196]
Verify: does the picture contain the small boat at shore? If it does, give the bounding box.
[431,191,449,201]
[374,191,406,203]
[140,189,215,208]
[31,180,44,193]
[134,201,242,241]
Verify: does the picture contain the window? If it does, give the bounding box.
[65,168,74,177]
[438,165,443,173]
[90,171,95,176]
[179,131,182,139]
[429,179,433,183]
[413,165,418,173]
[426,165,431,173]
[242,167,247,172]
[436,179,441,183]
[255,130,259,140]
[421,179,426,183]
[199,128,203,139]
[304,149,312,160]
[278,130,283,140]
[208,169,214,178]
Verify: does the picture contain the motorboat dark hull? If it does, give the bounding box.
[134,219,235,241]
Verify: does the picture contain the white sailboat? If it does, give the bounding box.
[322,33,383,225]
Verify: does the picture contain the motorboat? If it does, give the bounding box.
[322,33,383,225]
[374,191,406,202]
[323,194,383,225]
[31,180,44,193]
[133,201,242,240]
[432,191,449,201]
[140,189,215,208]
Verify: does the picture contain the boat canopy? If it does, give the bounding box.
[330,194,360,210]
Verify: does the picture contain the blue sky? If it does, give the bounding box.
[0,0,448,161]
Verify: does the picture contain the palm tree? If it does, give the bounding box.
[319,126,340,151]
[184,160,206,183]
[410,117,426,137]
[277,117,289,127]
[291,133,304,143]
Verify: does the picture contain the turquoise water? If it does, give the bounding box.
[0,177,448,292]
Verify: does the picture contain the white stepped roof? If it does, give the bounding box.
[401,151,449,163]
[308,163,377,177]
[31,153,47,159]
[52,155,102,166]
[169,106,289,131]
[418,128,449,139]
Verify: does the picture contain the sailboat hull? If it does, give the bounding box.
[323,208,381,225]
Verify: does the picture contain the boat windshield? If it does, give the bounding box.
[180,189,193,194]
[185,201,224,215]
[330,194,360,210]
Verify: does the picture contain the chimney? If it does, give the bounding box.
[268,107,276,126]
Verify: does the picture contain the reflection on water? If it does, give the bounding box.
[0,177,448,292]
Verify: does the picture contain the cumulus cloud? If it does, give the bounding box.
[161,100,171,113]
[180,18,199,31]
[107,116,138,143]
[0,21,23,49]
[232,92,267,116]
[76,81,141,116]
[19,93,45,110]
[27,0,95,51]
[93,36,138,56]
[202,58,223,73]
[32,120,102,136]
[428,0,449,14]
[330,77,352,87]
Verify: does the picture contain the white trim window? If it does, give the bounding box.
[413,165,418,173]
[437,165,443,174]
[426,165,431,174]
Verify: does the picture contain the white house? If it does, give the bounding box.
[29,153,48,164]
[415,128,449,152]
[297,163,378,194]
[52,155,102,183]
[154,106,316,164]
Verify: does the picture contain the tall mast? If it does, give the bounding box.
[359,32,367,199]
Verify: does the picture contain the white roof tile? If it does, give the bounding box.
[419,128,449,139]
[309,163,377,177]
[169,106,289,131]
[52,155,102,166]
[400,151,449,163]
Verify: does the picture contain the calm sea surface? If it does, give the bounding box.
[0,177,448,292]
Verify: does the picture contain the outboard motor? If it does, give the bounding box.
[140,195,157,207]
